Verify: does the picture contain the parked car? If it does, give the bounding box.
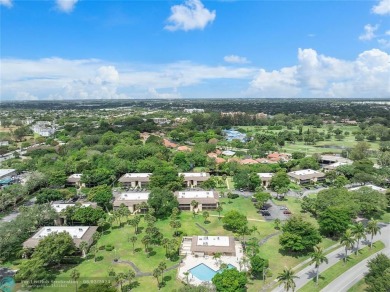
[279,206,288,210]
[261,211,271,216]
[260,206,268,210]
[283,210,292,215]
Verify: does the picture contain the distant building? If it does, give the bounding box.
[152,118,170,125]
[267,152,291,162]
[23,226,98,249]
[118,173,151,188]
[0,169,17,180]
[348,184,387,194]
[0,141,9,146]
[113,192,149,213]
[184,109,204,114]
[240,158,259,165]
[255,112,268,119]
[320,155,353,171]
[257,173,274,189]
[222,150,236,156]
[180,236,236,256]
[175,190,218,211]
[163,139,178,148]
[287,169,325,185]
[31,121,56,137]
[177,145,192,152]
[179,172,210,187]
[222,129,247,143]
[66,174,83,188]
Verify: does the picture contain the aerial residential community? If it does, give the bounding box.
[1,0,390,291]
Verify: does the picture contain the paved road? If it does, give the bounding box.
[0,197,36,223]
[271,223,390,292]
[321,224,390,292]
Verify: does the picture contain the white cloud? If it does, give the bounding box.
[56,0,78,13]
[165,0,216,31]
[148,88,181,99]
[0,0,12,8]
[359,24,379,41]
[224,55,250,64]
[386,30,390,35]
[378,38,390,47]
[372,0,390,15]
[249,48,390,98]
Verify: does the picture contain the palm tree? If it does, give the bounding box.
[213,252,222,265]
[351,222,366,254]
[158,261,167,284]
[142,235,151,253]
[152,268,161,290]
[216,205,223,220]
[340,229,356,263]
[97,218,106,233]
[107,215,115,228]
[126,269,136,290]
[366,219,381,249]
[170,220,181,236]
[190,200,198,212]
[183,271,190,285]
[79,241,88,258]
[202,211,209,223]
[161,238,170,257]
[130,235,138,253]
[276,268,298,292]
[70,269,80,292]
[309,246,328,286]
[115,272,126,291]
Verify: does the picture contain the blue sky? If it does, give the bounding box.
[1,0,389,100]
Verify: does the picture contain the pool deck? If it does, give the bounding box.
[178,240,247,285]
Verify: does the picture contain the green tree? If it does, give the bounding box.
[216,205,223,220]
[340,229,356,263]
[78,283,117,292]
[334,175,348,188]
[276,268,298,292]
[170,220,181,236]
[309,246,328,285]
[70,269,80,292]
[158,261,167,284]
[222,210,248,233]
[318,207,353,237]
[366,219,381,249]
[250,255,268,279]
[79,241,88,258]
[87,185,112,210]
[270,171,290,199]
[130,235,138,253]
[148,188,179,218]
[212,268,247,292]
[202,211,209,223]
[33,231,76,266]
[279,216,321,253]
[350,141,370,161]
[115,272,126,292]
[152,268,162,290]
[365,253,390,292]
[351,222,366,254]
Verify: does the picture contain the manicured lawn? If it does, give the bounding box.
[380,211,390,224]
[300,241,385,292]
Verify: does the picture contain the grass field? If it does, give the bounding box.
[300,241,385,292]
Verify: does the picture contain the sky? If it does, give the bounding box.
[0,0,389,100]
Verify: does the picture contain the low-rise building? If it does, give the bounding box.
[349,184,388,194]
[180,236,236,256]
[0,169,17,180]
[175,190,218,211]
[31,121,56,137]
[51,201,97,225]
[118,173,151,188]
[66,174,83,187]
[0,141,9,146]
[257,173,274,189]
[320,155,353,171]
[179,172,210,187]
[287,169,325,185]
[184,109,204,113]
[23,226,98,249]
[113,192,149,213]
[152,118,170,125]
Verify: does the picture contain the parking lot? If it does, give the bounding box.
[258,199,292,221]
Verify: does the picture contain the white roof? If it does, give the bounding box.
[257,173,274,178]
[177,191,214,199]
[117,192,150,201]
[123,173,151,178]
[289,169,322,176]
[179,172,209,177]
[69,173,82,178]
[51,203,91,213]
[33,226,90,239]
[197,236,230,247]
[222,150,236,156]
[349,185,387,193]
[0,169,16,178]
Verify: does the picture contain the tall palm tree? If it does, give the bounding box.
[70,269,80,292]
[126,269,136,290]
[276,268,298,292]
[152,268,161,290]
[216,205,223,220]
[340,229,356,263]
[141,235,151,253]
[115,272,126,292]
[351,222,366,254]
[366,219,381,249]
[161,238,170,257]
[130,236,137,253]
[309,246,328,286]
[158,261,167,284]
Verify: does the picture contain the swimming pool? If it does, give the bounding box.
[189,263,235,282]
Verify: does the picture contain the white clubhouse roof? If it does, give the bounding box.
[177,191,214,199]
[33,226,90,239]
[51,203,91,213]
[197,236,230,247]
[179,172,209,177]
[117,192,150,201]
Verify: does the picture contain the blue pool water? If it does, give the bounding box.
[189,263,235,282]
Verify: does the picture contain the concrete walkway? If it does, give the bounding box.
[271,224,389,292]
